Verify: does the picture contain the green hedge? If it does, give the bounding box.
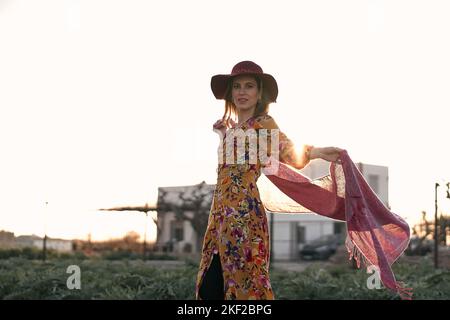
[0,248,176,261]
[0,248,85,260]
[0,255,448,299]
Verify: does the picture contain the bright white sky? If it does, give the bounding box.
[1,0,449,242]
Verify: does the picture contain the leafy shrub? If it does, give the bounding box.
[0,248,87,260]
[0,255,448,300]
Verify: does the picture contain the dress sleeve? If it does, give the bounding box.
[255,114,312,170]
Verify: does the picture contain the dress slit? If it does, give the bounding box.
[198,253,224,300]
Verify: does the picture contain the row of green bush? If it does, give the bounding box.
[0,255,448,299]
[0,248,78,260]
[0,248,177,261]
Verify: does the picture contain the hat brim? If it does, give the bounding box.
[211,73,278,103]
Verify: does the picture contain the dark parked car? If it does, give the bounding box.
[405,236,433,256]
[300,234,344,261]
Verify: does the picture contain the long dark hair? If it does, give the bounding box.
[221,75,271,128]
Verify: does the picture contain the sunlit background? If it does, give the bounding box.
[1,0,449,242]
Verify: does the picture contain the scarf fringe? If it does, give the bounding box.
[345,236,370,269]
[395,282,414,300]
[345,236,413,300]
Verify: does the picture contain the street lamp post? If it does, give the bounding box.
[434,183,439,269]
[43,201,48,262]
[143,211,148,258]
[447,183,450,246]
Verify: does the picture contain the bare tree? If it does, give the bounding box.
[410,211,450,255]
[157,181,213,253]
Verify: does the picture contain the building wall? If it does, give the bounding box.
[182,212,198,253]
[157,210,201,253]
[357,163,389,207]
[0,230,16,249]
[29,240,73,252]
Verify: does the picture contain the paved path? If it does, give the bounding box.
[272,261,333,272]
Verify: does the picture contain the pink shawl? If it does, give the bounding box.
[260,150,413,300]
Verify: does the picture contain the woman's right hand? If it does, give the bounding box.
[213,119,232,137]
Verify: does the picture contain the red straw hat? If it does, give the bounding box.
[211,61,278,103]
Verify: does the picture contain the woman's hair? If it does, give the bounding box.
[221,75,271,128]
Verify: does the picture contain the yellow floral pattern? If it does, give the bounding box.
[195,114,310,300]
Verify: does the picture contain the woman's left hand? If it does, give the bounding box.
[314,147,344,163]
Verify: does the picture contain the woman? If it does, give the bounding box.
[195,60,344,300]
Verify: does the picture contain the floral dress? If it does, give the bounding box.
[195,113,310,300]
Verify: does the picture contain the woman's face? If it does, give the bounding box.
[231,75,261,112]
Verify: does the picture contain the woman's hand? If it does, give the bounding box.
[311,146,344,163]
[213,118,236,137]
[213,119,227,137]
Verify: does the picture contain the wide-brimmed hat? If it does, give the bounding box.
[211,61,278,103]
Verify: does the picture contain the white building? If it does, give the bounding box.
[156,182,214,254]
[15,235,73,252]
[156,159,389,261]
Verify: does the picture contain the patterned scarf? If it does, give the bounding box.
[259,150,413,300]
